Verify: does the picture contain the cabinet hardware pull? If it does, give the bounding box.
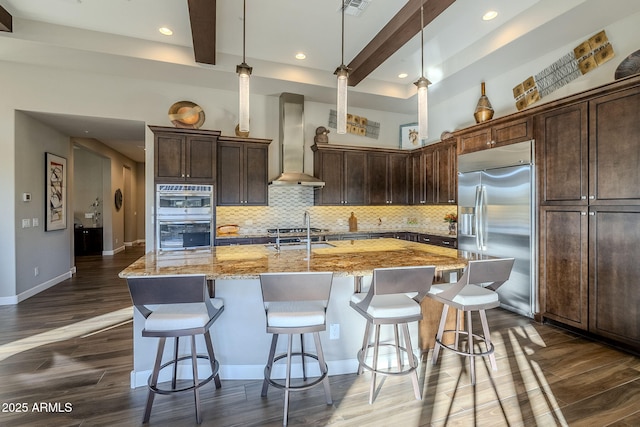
[581,196,587,199]
[589,195,595,199]
[589,212,595,216]
[581,212,587,216]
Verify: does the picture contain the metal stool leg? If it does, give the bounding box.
[313,332,332,405]
[204,332,222,389]
[369,324,381,404]
[300,334,307,381]
[191,335,202,423]
[402,323,421,400]
[432,304,449,365]
[144,337,166,423]
[262,334,279,397]
[466,310,475,385]
[283,334,294,426]
[172,337,179,389]
[393,324,402,370]
[479,309,497,371]
[358,321,371,375]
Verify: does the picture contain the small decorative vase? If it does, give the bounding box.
[448,222,457,235]
[474,82,494,124]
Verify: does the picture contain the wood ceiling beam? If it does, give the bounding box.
[187,0,216,65]
[347,0,455,86]
[0,4,12,32]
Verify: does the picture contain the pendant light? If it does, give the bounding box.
[236,0,252,133]
[334,1,349,134]
[414,0,429,140]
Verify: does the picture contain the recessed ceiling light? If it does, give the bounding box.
[295,52,306,60]
[482,11,498,21]
[398,73,408,79]
[158,27,173,36]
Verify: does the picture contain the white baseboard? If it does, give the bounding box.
[0,270,73,305]
[103,245,126,256]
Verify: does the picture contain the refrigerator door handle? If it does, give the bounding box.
[476,185,487,251]
[474,185,482,250]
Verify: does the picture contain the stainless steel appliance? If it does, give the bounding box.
[156,184,214,250]
[457,140,536,317]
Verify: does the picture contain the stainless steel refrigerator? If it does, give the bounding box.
[457,140,536,317]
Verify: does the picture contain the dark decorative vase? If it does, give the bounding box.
[448,222,457,235]
[474,82,494,123]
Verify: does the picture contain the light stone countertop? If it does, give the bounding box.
[119,238,476,280]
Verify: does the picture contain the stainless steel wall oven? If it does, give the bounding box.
[156,184,214,250]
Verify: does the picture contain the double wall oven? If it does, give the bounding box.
[156,184,214,250]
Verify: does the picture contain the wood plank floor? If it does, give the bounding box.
[1,246,640,426]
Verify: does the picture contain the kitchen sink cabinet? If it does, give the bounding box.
[217,136,271,206]
[366,152,409,205]
[151,126,220,184]
[313,147,366,206]
[456,116,533,155]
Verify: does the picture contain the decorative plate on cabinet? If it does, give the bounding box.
[615,49,640,80]
[168,101,205,129]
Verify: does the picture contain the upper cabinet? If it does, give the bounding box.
[456,116,533,155]
[151,126,221,184]
[313,145,366,205]
[411,141,456,205]
[366,151,409,205]
[217,136,271,206]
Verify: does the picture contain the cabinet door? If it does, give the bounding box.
[388,153,408,205]
[590,87,640,204]
[217,142,243,205]
[245,144,268,205]
[366,153,388,205]
[492,117,533,147]
[435,142,456,204]
[155,134,185,181]
[539,206,589,330]
[344,151,366,205]
[185,136,215,182]
[589,206,640,349]
[457,127,491,155]
[535,103,588,204]
[411,151,426,205]
[314,150,343,205]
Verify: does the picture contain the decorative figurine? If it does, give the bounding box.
[314,126,330,144]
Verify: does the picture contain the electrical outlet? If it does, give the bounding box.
[22,219,31,228]
[329,324,340,340]
[32,218,39,227]
[34,267,39,276]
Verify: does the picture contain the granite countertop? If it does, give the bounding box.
[119,238,475,280]
[216,228,457,240]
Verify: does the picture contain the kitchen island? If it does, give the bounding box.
[119,239,476,387]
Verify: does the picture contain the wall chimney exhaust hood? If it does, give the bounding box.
[269,93,325,187]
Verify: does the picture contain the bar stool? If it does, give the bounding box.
[429,258,515,385]
[259,272,334,426]
[126,274,224,424]
[350,266,435,403]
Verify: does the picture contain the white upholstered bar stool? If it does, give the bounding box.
[429,258,515,385]
[350,266,436,404]
[126,274,224,424]
[259,272,334,426]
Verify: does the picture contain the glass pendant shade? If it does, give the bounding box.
[335,65,349,134]
[237,63,252,133]
[415,77,428,139]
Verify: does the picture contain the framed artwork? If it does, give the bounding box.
[399,122,421,149]
[45,152,67,231]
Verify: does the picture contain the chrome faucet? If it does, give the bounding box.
[303,210,311,255]
[275,226,281,252]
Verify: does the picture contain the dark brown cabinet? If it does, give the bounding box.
[456,116,533,155]
[366,152,408,205]
[151,126,220,183]
[535,102,588,204]
[74,227,103,256]
[411,141,456,205]
[217,136,270,206]
[537,80,640,352]
[313,146,366,206]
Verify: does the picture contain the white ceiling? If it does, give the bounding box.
[2,0,639,163]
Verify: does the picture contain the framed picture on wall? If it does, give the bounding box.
[45,152,67,231]
[399,122,421,149]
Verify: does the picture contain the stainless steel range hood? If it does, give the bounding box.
[269,93,325,187]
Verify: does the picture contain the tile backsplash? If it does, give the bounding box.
[217,187,456,234]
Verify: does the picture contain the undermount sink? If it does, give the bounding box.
[265,242,335,251]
